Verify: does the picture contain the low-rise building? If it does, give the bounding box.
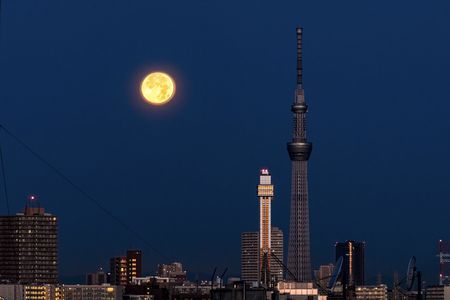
[277,281,327,300]
[62,285,123,300]
[426,285,450,300]
[0,284,122,300]
[355,285,388,300]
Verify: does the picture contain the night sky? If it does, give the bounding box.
[1,0,450,285]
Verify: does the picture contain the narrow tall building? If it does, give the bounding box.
[126,250,142,283]
[257,168,274,285]
[241,231,259,283]
[335,241,365,286]
[110,256,127,286]
[270,227,284,282]
[287,27,313,282]
[241,170,284,284]
[110,250,143,285]
[0,199,58,284]
[241,230,284,284]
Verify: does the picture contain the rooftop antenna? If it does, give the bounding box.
[296,27,303,87]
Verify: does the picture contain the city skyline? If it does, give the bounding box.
[0,0,450,285]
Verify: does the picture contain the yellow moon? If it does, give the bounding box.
[140,72,176,105]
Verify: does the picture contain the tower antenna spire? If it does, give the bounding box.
[296,27,303,86]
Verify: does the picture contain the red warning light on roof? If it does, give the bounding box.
[28,195,37,201]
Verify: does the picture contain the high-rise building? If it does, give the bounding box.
[241,169,284,284]
[127,250,143,283]
[335,240,365,286]
[110,250,143,285]
[241,229,284,284]
[270,227,284,282]
[438,240,450,286]
[110,256,128,285]
[286,27,313,283]
[241,231,259,283]
[257,168,274,285]
[0,200,58,284]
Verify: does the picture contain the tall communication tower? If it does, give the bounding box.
[287,27,313,282]
[438,240,450,285]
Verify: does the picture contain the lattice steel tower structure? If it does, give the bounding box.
[287,27,313,282]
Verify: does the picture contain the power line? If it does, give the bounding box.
[0,124,169,261]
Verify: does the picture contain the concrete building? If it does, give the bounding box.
[0,201,58,284]
[277,282,327,300]
[211,281,267,300]
[0,284,23,300]
[271,227,284,282]
[257,168,274,285]
[241,170,284,285]
[314,263,334,288]
[86,268,108,285]
[157,262,186,282]
[426,285,450,300]
[62,285,123,300]
[241,231,261,283]
[110,256,127,285]
[355,285,388,300]
[127,250,143,284]
[0,284,121,300]
[110,250,142,285]
[241,229,284,284]
[335,241,365,286]
[0,284,62,300]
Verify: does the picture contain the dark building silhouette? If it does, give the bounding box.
[0,200,58,284]
[157,262,187,282]
[110,256,127,285]
[240,229,284,284]
[287,27,313,282]
[124,284,169,300]
[110,249,142,285]
[335,241,365,286]
[86,268,108,285]
[126,250,142,283]
[241,231,259,283]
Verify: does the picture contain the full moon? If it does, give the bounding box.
[140,72,176,105]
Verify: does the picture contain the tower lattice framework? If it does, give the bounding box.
[286,27,313,282]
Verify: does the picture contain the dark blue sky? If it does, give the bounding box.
[1,0,450,284]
